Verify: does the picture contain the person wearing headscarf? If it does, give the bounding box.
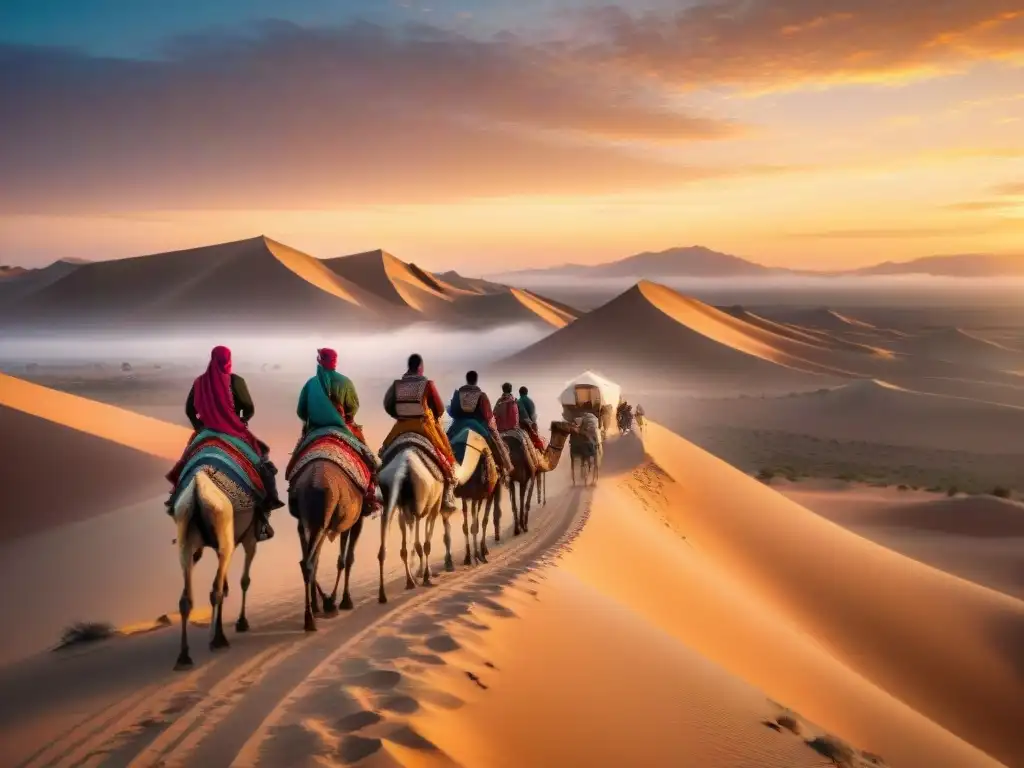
[517,385,547,452]
[170,346,283,540]
[296,348,379,512]
[381,353,458,511]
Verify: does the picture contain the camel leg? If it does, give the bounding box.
[493,484,502,543]
[414,516,426,580]
[378,499,393,604]
[321,546,344,615]
[521,478,533,534]
[443,510,456,572]
[510,481,521,537]
[400,516,416,590]
[480,495,492,561]
[235,532,256,633]
[304,528,328,632]
[209,542,233,651]
[571,455,576,486]
[460,499,472,567]
[422,513,437,587]
[471,499,483,563]
[175,536,196,670]
[340,517,362,610]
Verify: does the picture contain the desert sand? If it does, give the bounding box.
[2,423,1020,767]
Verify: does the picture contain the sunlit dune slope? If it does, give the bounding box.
[893,327,1024,372]
[438,287,579,328]
[502,280,855,389]
[722,306,896,358]
[434,269,507,295]
[596,425,1023,766]
[689,378,1024,454]
[323,249,455,312]
[764,307,907,339]
[1,237,389,328]
[0,374,191,541]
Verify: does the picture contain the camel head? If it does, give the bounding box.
[548,420,574,452]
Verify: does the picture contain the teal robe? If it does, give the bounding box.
[297,366,359,432]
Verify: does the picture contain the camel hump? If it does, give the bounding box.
[459,429,488,456]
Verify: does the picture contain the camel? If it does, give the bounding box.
[288,459,368,633]
[569,429,600,486]
[376,432,487,603]
[171,469,260,670]
[454,457,503,566]
[502,421,572,536]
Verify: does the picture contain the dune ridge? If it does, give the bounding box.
[619,423,1024,766]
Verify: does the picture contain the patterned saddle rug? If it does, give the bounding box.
[167,430,266,509]
[380,433,447,482]
[285,426,378,495]
[502,427,550,473]
[451,428,499,493]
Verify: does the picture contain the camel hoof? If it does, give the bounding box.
[340,594,354,611]
[304,614,318,632]
[174,654,194,670]
[463,556,472,567]
[321,597,336,614]
[405,579,416,590]
[235,617,250,633]
[445,557,455,572]
[379,591,388,605]
[210,635,230,651]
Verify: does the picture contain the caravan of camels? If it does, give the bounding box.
[168,346,625,670]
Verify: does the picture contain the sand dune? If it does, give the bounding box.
[0,259,83,304]
[434,269,508,295]
[323,249,456,313]
[612,424,1024,766]
[1,421,1020,766]
[692,378,1024,454]
[503,281,856,391]
[765,307,907,339]
[1,237,394,329]
[893,327,1024,372]
[0,374,191,541]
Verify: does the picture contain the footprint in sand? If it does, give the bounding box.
[338,734,383,764]
[335,710,383,734]
[425,634,461,653]
[379,695,420,715]
[351,669,403,691]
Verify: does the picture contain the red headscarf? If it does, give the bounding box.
[317,348,338,371]
[192,346,261,453]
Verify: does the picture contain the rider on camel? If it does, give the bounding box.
[167,346,283,541]
[493,383,519,433]
[447,370,514,477]
[295,348,381,514]
[381,353,459,511]
[517,385,547,452]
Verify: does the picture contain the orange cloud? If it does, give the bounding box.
[578,1,1024,89]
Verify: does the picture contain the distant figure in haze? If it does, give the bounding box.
[381,353,458,511]
[447,370,514,477]
[170,345,283,540]
[635,403,646,433]
[296,347,380,514]
[517,385,547,451]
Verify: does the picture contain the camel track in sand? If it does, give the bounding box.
[20,485,591,768]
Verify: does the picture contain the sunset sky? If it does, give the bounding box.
[1,0,1023,271]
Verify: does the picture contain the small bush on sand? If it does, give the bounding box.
[992,486,1011,499]
[55,621,116,650]
[756,468,776,483]
[776,713,801,734]
[946,486,958,497]
[806,735,857,766]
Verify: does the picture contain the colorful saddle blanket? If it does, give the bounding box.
[502,427,549,473]
[380,433,446,482]
[167,430,265,508]
[451,428,499,493]
[285,426,378,493]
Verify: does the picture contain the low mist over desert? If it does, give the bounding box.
[3,1,1024,765]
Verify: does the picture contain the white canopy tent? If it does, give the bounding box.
[558,371,622,411]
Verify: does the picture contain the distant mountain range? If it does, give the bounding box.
[487,247,1024,280]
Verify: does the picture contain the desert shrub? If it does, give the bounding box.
[776,713,801,734]
[56,621,116,650]
[806,735,856,766]
[992,486,1011,499]
[946,486,958,497]
[120,362,132,372]
[897,484,909,491]
[756,468,776,483]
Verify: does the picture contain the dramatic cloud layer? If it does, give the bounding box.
[0,22,748,213]
[578,0,1024,89]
